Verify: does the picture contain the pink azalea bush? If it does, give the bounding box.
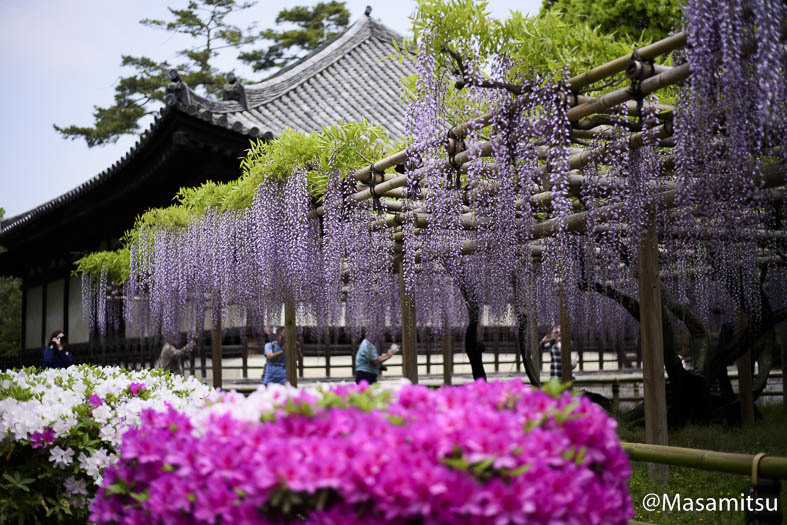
[92,379,633,524]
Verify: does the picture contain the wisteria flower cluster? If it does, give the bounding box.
[0,365,213,522]
[92,379,633,524]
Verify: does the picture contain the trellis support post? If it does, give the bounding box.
[781,327,787,413]
[638,220,669,484]
[399,264,418,384]
[528,305,541,379]
[736,350,755,425]
[211,314,222,389]
[558,288,573,384]
[442,324,453,385]
[285,299,298,387]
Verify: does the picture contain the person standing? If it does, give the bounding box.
[43,330,72,369]
[156,333,198,375]
[262,329,287,386]
[262,329,302,386]
[354,339,398,384]
[541,326,576,380]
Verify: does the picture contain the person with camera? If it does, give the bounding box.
[354,338,398,385]
[540,325,577,380]
[156,333,198,376]
[43,330,72,369]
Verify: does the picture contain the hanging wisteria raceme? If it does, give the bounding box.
[462,59,520,320]
[81,266,123,339]
[671,0,787,325]
[343,200,398,344]
[401,25,470,326]
[75,0,787,371]
[110,169,326,339]
[81,273,96,336]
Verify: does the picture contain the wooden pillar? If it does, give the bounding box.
[637,223,669,483]
[324,331,331,378]
[211,315,222,389]
[199,334,207,378]
[528,306,540,377]
[612,378,620,414]
[425,327,432,375]
[399,267,418,384]
[241,330,249,379]
[780,327,787,413]
[285,300,297,387]
[442,326,453,385]
[558,288,573,383]
[736,351,755,425]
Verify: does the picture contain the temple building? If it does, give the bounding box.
[0,14,413,358]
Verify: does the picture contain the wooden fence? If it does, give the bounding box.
[1,328,640,379]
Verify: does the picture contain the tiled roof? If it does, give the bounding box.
[0,15,413,239]
[164,14,413,141]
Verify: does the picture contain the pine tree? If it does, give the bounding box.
[54,0,350,147]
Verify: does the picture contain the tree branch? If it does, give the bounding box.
[441,47,526,95]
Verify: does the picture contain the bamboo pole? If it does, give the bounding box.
[313,25,785,218]
[530,158,786,240]
[348,123,670,214]
[285,300,297,387]
[568,32,686,90]
[211,314,222,389]
[637,219,669,484]
[448,32,688,140]
[621,442,787,479]
[567,63,689,122]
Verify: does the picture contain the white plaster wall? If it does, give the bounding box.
[68,275,90,344]
[45,279,65,342]
[25,285,43,349]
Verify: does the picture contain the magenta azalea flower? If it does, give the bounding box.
[88,394,104,408]
[30,426,56,448]
[91,381,633,524]
[128,383,147,396]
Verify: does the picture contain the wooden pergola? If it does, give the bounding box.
[239,27,787,483]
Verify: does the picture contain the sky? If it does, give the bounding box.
[0,0,540,220]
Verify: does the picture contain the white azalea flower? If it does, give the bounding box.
[64,476,88,496]
[91,404,112,424]
[49,446,75,468]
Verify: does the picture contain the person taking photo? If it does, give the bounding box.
[43,330,72,369]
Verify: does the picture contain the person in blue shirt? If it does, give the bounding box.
[43,330,72,369]
[262,328,302,386]
[354,338,398,384]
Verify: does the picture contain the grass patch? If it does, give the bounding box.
[618,405,787,524]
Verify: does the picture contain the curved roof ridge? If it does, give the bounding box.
[176,15,406,115]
